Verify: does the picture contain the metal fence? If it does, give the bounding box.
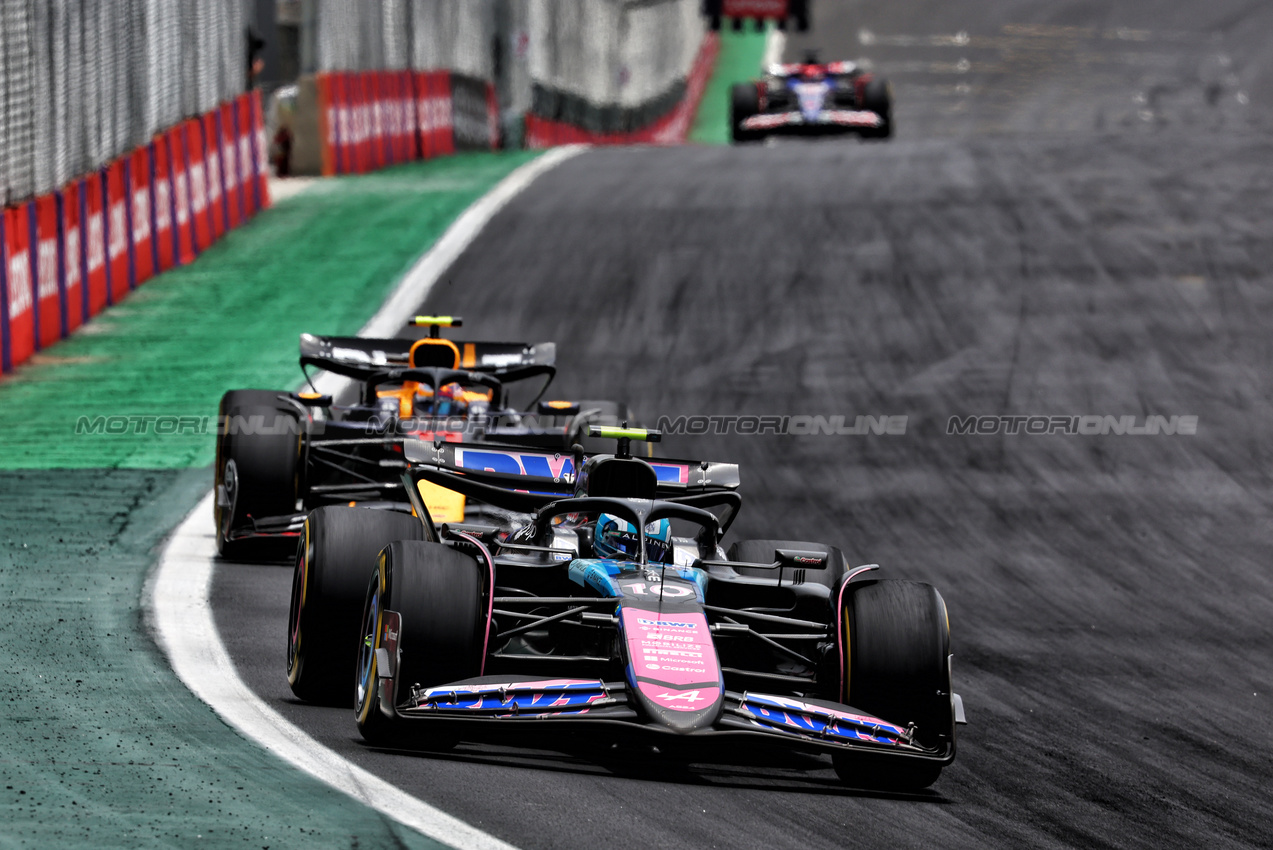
[301,0,703,138]
[303,0,498,79]
[527,0,702,109]
[1,0,708,202]
[0,0,248,206]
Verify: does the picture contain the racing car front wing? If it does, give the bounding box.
[376,673,956,764]
[741,109,884,132]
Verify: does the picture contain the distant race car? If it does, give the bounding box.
[214,316,635,559]
[731,52,892,143]
[285,427,965,790]
[702,0,809,31]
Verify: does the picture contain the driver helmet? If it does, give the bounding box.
[801,48,824,80]
[594,514,672,564]
[432,382,467,416]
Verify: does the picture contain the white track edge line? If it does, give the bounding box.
[148,145,586,850]
[361,145,587,339]
[151,493,517,850]
[763,27,787,71]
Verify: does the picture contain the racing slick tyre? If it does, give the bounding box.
[287,507,425,705]
[727,539,848,590]
[215,389,301,560]
[356,540,486,746]
[730,82,761,144]
[861,77,893,139]
[833,579,951,790]
[791,0,811,31]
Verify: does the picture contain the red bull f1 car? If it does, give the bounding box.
[286,427,965,789]
[732,53,892,143]
[214,316,634,559]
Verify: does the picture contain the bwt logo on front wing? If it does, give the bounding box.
[638,618,697,629]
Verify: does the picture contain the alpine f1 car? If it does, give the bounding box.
[214,316,635,559]
[702,0,809,32]
[731,52,892,143]
[286,427,965,789]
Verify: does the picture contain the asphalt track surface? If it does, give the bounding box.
[213,3,1273,848]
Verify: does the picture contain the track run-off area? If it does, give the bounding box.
[5,2,1273,848]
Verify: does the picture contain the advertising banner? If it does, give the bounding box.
[3,206,35,366]
[84,172,109,315]
[185,119,213,252]
[129,146,155,286]
[58,181,84,334]
[220,101,243,228]
[104,161,131,302]
[34,195,63,348]
[168,125,196,265]
[203,112,227,239]
[151,134,177,272]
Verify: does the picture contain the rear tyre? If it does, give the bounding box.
[286,507,425,704]
[727,538,847,590]
[356,540,485,746]
[215,389,301,561]
[832,579,951,790]
[861,77,893,139]
[730,83,761,144]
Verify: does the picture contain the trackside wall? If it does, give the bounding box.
[295,0,714,170]
[3,69,271,375]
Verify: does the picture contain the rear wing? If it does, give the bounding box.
[298,333,556,380]
[769,60,857,77]
[403,439,742,518]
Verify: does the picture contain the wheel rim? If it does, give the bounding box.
[217,458,240,546]
[355,581,382,719]
[285,522,310,685]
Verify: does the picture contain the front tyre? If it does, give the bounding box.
[833,579,952,790]
[730,82,761,144]
[286,507,425,704]
[861,77,893,139]
[355,540,486,746]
